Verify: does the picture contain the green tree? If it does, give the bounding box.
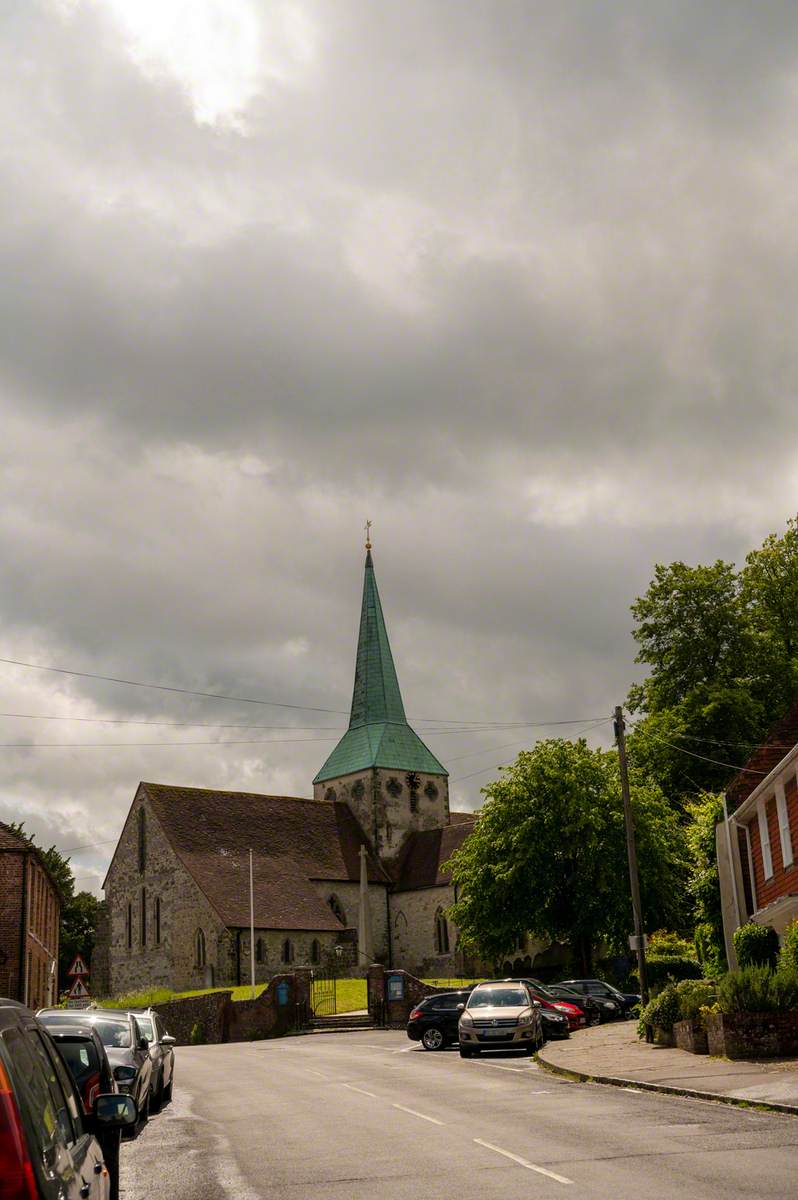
[741,516,798,709]
[684,791,727,973]
[445,739,688,973]
[59,892,102,989]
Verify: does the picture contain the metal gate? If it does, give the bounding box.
[311,969,336,1017]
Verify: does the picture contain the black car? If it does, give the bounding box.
[556,978,640,1018]
[0,997,136,1200]
[38,1009,153,1132]
[407,990,473,1050]
[539,1008,570,1040]
[44,1027,122,1200]
[130,1009,176,1110]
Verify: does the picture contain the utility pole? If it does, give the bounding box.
[249,849,256,1001]
[614,706,650,1020]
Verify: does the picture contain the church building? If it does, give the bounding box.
[100,542,475,995]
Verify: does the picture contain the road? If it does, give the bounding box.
[120,1029,798,1199]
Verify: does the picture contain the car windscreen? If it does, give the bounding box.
[53,1039,100,1086]
[91,1021,131,1048]
[134,1017,154,1039]
[468,987,528,1008]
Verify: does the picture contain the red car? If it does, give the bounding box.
[504,978,588,1032]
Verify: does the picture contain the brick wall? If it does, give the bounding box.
[747,770,798,912]
[0,852,24,1000]
[0,851,59,1007]
[151,973,307,1045]
[367,964,453,1027]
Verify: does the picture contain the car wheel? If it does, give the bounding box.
[150,1071,162,1113]
[136,1091,150,1135]
[421,1027,445,1051]
[162,1075,173,1104]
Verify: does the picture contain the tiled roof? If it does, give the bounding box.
[314,549,447,782]
[726,698,798,813]
[0,821,32,852]
[393,819,475,891]
[449,810,476,824]
[141,783,389,931]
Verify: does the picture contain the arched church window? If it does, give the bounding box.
[281,938,294,965]
[195,928,206,968]
[327,894,346,925]
[325,787,337,803]
[310,939,321,965]
[137,808,146,873]
[434,907,450,955]
[255,937,264,963]
[393,911,408,934]
[424,781,439,801]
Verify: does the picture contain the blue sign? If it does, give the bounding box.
[387,974,405,1001]
[276,981,290,1007]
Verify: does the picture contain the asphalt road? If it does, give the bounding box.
[120,1029,798,1200]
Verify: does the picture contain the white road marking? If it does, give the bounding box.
[303,1068,329,1079]
[392,1046,415,1053]
[342,1083,378,1099]
[477,1063,526,1073]
[392,1103,445,1126]
[473,1139,573,1184]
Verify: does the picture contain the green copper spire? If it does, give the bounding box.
[314,545,447,784]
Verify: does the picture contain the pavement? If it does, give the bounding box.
[538,1019,798,1111]
[120,1028,798,1199]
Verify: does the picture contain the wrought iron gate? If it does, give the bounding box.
[311,969,336,1017]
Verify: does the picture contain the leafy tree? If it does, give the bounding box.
[684,792,726,972]
[445,739,688,974]
[59,892,102,989]
[741,516,798,709]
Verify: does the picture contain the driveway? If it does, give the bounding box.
[120,1029,798,1199]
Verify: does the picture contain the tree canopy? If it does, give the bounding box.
[445,738,688,973]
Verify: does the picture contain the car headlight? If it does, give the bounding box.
[516,1007,533,1026]
[553,1004,572,1013]
[605,1001,617,1009]
[459,1012,474,1027]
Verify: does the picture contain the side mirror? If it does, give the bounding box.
[161,1034,176,1047]
[138,1037,149,1051]
[532,1000,542,1008]
[456,1004,465,1013]
[93,1093,138,1129]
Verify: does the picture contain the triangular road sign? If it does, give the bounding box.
[68,955,89,978]
[67,977,90,999]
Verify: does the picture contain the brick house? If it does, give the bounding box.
[102,545,478,996]
[0,822,61,1008]
[717,701,798,966]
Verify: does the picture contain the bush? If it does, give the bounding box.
[717,966,798,1014]
[733,922,779,969]
[648,930,696,959]
[645,956,704,988]
[189,1021,206,1045]
[674,978,716,1023]
[638,982,680,1036]
[779,919,798,973]
[694,922,726,977]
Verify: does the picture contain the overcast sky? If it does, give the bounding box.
[2,0,798,895]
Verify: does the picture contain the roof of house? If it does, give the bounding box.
[0,822,33,852]
[314,549,447,783]
[392,818,475,891]
[726,698,798,813]
[140,783,390,932]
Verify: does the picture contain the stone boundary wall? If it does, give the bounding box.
[152,970,313,1045]
[154,989,233,1045]
[367,964,454,1028]
[706,1010,798,1058]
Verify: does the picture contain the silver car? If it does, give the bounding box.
[130,1008,176,1111]
[458,981,543,1058]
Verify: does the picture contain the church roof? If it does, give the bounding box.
[139,782,389,932]
[314,548,447,782]
[392,818,476,891]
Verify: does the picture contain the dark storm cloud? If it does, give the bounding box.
[2,0,798,885]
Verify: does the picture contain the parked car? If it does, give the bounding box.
[556,978,640,1019]
[539,1008,570,1041]
[129,1009,176,1109]
[38,1009,152,1133]
[41,1027,122,1200]
[0,997,136,1200]
[534,982,613,1024]
[406,990,473,1050]
[502,979,588,1033]
[458,981,543,1057]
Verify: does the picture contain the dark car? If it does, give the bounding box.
[406,990,473,1050]
[0,997,136,1200]
[536,983,611,1024]
[44,1028,122,1200]
[539,1008,570,1041]
[38,1010,153,1132]
[130,1009,175,1109]
[556,978,640,1018]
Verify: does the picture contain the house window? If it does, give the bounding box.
[310,939,321,965]
[434,907,450,954]
[281,938,294,965]
[195,928,206,968]
[327,895,346,925]
[776,781,794,868]
[757,799,774,880]
[155,897,161,945]
[126,903,132,950]
[138,808,146,874]
[140,888,147,946]
[255,937,264,964]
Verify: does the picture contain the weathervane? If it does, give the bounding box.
[365,519,372,550]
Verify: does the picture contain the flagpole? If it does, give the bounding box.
[249,848,256,1000]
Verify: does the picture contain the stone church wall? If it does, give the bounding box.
[314,768,449,860]
[389,885,460,978]
[105,789,227,996]
[309,880,389,966]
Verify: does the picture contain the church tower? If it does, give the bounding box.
[313,538,449,858]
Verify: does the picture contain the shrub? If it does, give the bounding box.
[648,930,696,959]
[717,965,798,1014]
[674,978,716,1023]
[733,922,779,969]
[638,982,680,1036]
[694,922,726,977]
[189,1021,206,1045]
[779,919,798,974]
[645,956,704,988]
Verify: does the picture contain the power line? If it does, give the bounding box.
[0,735,341,749]
[652,737,770,776]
